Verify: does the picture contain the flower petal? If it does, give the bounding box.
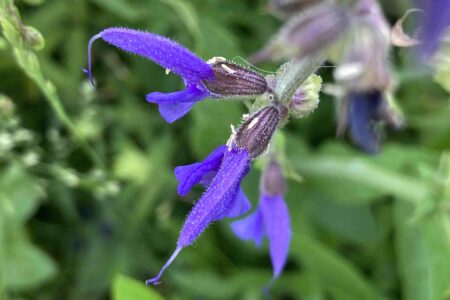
[419,0,450,58]
[157,102,197,123]
[174,145,227,196]
[348,90,383,154]
[231,208,265,247]
[146,83,209,104]
[177,148,250,248]
[98,28,214,82]
[146,83,210,123]
[260,194,291,278]
[224,188,251,218]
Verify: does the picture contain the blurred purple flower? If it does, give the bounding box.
[419,0,450,58]
[231,158,291,285]
[87,28,214,123]
[347,90,384,154]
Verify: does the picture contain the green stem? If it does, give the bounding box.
[0,1,104,168]
[275,55,325,104]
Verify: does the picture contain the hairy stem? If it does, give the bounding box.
[275,55,325,104]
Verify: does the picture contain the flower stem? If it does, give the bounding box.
[275,55,325,104]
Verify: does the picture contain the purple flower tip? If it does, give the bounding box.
[86,33,102,87]
[145,247,183,285]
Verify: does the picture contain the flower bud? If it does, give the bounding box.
[289,74,321,118]
[234,105,281,159]
[203,58,268,98]
[23,26,45,51]
[261,158,286,196]
[266,74,321,119]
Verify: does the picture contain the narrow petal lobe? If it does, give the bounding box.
[174,145,227,196]
[260,194,291,278]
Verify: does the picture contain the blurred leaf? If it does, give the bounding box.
[291,235,381,300]
[189,101,242,158]
[309,197,380,245]
[160,0,200,41]
[113,143,151,183]
[4,234,57,290]
[90,0,142,21]
[434,39,450,93]
[112,274,164,300]
[0,163,43,225]
[395,201,450,300]
[292,152,433,204]
[196,17,241,57]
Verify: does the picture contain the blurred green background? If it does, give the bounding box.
[1,0,450,299]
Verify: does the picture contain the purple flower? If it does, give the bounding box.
[347,90,384,154]
[87,28,214,123]
[146,145,251,285]
[231,158,291,285]
[146,105,282,285]
[418,0,450,58]
[87,28,268,123]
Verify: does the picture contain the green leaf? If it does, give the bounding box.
[90,0,142,21]
[291,235,381,300]
[395,201,450,300]
[292,153,433,204]
[4,235,57,290]
[196,17,241,57]
[308,196,380,244]
[189,101,242,158]
[0,163,43,225]
[112,274,164,300]
[159,0,200,42]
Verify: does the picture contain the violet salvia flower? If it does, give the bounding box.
[347,90,384,154]
[231,158,291,286]
[146,105,283,285]
[418,0,450,59]
[330,0,400,153]
[86,28,268,123]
